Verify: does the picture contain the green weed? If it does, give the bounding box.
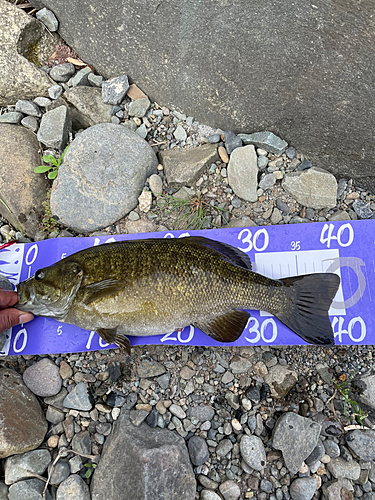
[84,462,97,479]
[34,145,69,180]
[334,370,368,427]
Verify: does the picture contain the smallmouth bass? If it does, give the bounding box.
[16,236,340,352]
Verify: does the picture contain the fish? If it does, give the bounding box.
[16,236,340,352]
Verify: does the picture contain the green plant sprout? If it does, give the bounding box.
[334,370,368,427]
[84,462,97,479]
[34,145,69,179]
[0,197,24,238]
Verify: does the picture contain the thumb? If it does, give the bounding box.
[0,309,33,334]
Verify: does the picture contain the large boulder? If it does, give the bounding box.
[0,124,49,238]
[0,369,48,458]
[90,409,196,500]
[27,0,375,192]
[0,0,58,106]
[50,123,158,232]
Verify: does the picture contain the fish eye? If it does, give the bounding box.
[35,270,45,280]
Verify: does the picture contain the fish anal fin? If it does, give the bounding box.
[194,310,250,343]
[115,334,131,355]
[96,328,131,355]
[82,279,125,305]
[276,273,340,346]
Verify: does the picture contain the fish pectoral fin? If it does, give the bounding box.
[96,328,131,355]
[81,279,126,305]
[194,310,250,343]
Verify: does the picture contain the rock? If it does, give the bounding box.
[4,449,51,485]
[188,405,215,422]
[282,167,337,209]
[352,374,375,410]
[259,173,276,190]
[88,73,104,87]
[36,8,58,31]
[15,99,41,117]
[174,124,187,142]
[56,475,90,500]
[0,368,47,459]
[238,131,287,154]
[128,97,150,117]
[0,124,49,238]
[72,431,92,456]
[324,440,340,458]
[0,112,23,124]
[160,143,219,186]
[219,480,241,500]
[127,84,147,100]
[59,361,73,380]
[321,478,354,500]
[68,67,92,87]
[218,146,229,163]
[230,356,252,374]
[130,409,149,426]
[327,457,361,480]
[23,358,62,397]
[240,435,266,471]
[201,491,221,500]
[329,210,351,221]
[46,406,65,424]
[148,174,163,196]
[123,218,158,234]
[50,123,158,232]
[305,439,325,466]
[264,364,298,398]
[138,190,152,212]
[226,216,257,228]
[0,482,7,499]
[290,477,317,500]
[352,200,373,219]
[90,410,196,499]
[270,207,282,224]
[272,412,321,474]
[346,430,375,461]
[48,84,63,100]
[63,87,112,128]
[21,115,39,132]
[47,459,70,485]
[63,382,93,411]
[37,105,71,150]
[50,63,75,82]
[102,74,129,104]
[44,387,68,410]
[0,1,57,106]
[188,436,209,466]
[224,131,242,154]
[227,145,258,202]
[137,359,165,378]
[8,478,52,500]
[216,439,233,458]
[170,404,186,419]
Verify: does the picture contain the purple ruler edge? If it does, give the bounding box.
[0,220,373,355]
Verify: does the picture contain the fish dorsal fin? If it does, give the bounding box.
[81,279,125,305]
[183,236,252,270]
[194,310,250,343]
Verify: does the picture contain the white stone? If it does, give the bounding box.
[148,173,163,196]
[228,145,258,202]
[174,125,187,142]
[138,190,152,212]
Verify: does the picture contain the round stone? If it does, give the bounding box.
[219,480,241,500]
[240,435,266,471]
[56,474,90,500]
[23,358,62,397]
[188,436,209,466]
[48,460,70,485]
[290,477,317,500]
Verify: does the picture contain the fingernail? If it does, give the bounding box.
[19,313,34,324]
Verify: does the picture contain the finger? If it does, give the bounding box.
[0,291,18,308]
[0,309,34,333]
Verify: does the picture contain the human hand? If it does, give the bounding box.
[0,290,33,334]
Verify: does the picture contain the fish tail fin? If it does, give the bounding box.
[275,273,340,346]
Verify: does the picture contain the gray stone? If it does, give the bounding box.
[137,358,165,378]
[201,491,221,500]
[188,436,209,466]
[160,143,219,186]
[0,112,23,124]
[4,449,51,485]
[329,210,351,221]
[72,431,92,456]
[216,439,233,458]
[68,67,92,87]
[21,116,39,132]
[69,456,83,474]
[224,131,242,154]
[353,200,373,219]
[352,374,375,410]
[260,479,272,493]
[47,460,70,485]
[48,84,63,99]
[36,8,58,31]
[238,132,287,155]
[23,358,62,397]
[44,387,68,410]
[272,412,321,474]
[286,147,296,159]
[208,134,221,143]
[88,73,104,87]
[56,475,90,500]
[34,96,52,107]
[128,97,150,117]
[148,173,163,196]
[50,63,75,82]
[0,124,49,238]
[324,440,340,458]
[282,167,337,209]
[219,480,241,500]
[0,482,7,500]
[346,430,375,461]
[8,478,52,500]
[306,439,325,466]
[63,382,93,411]
[230,356,252,374]
[102,74,129,104]
[170,404,186,419]
[270,208,282,224]
[37,105,71,150]
[63,86,112,128]
[15,99,41,117]
[240,435,266,471]
[46,405,65,424]
[227,145,258,202]
[259,173,276,190]
[174,124,187,142]
[90,410,195,500]
[130,410,149,426]
[50,123,158,232]
[135,122,147,139]
[258,155,269,169]
[189,405,215,422]
[264,364,298,399]
[0,1,57,106]
[327,456,361,480]
[290,477,317,500]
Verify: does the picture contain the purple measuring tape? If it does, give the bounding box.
[0,220,372,355]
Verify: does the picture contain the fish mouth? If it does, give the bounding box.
[16,282,34,311]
